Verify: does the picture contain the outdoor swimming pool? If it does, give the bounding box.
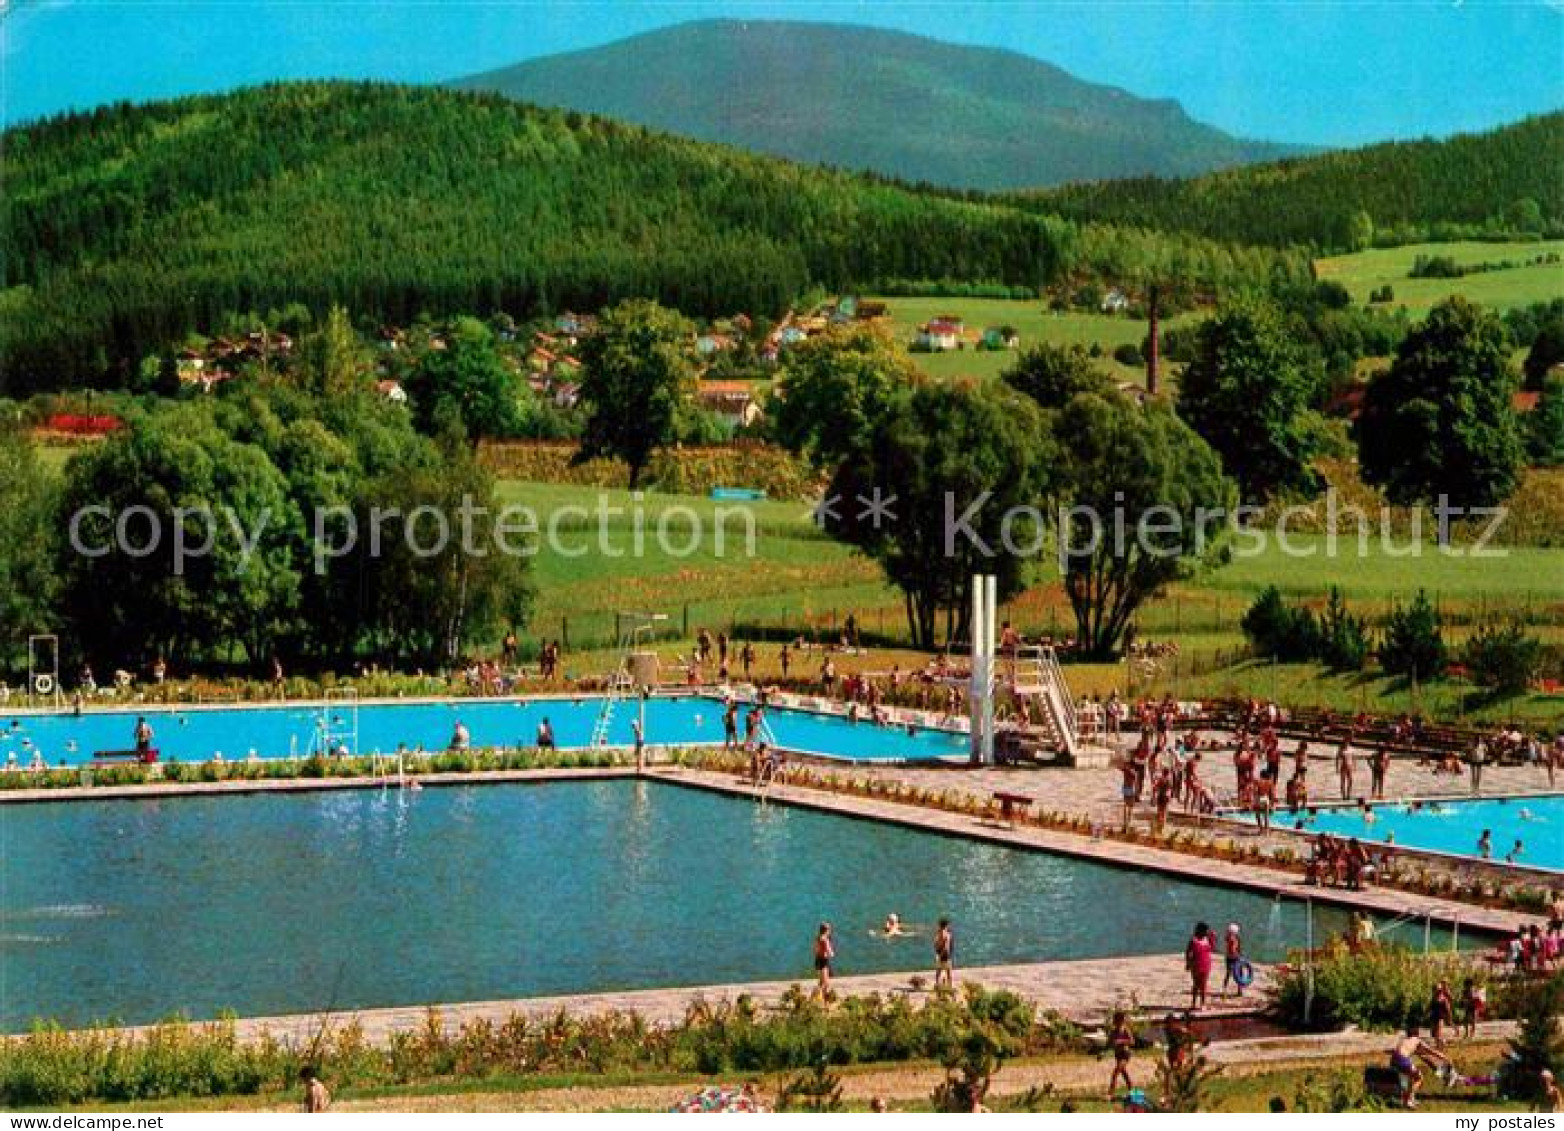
[0,694,969,768]
[1297,794,1564,872]
[0,780,1425,1029]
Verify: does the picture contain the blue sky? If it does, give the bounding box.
[2,0,1560,144]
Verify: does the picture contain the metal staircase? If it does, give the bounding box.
[590,612,664,747]
[1008,645,1081,760]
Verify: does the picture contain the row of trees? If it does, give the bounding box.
[767,328,1233,653]
[1244,586,1547,695]
[1173,295,1560,515]
[0,340,532,675]
[1023,112,1564,252]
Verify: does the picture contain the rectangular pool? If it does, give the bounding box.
[1295,794,1563,872]
[0,780,1414,1029]
[0,694,970,768]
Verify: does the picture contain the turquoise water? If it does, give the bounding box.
[1299,795,1564,872]
[0,696,968,766]
[0,780,1415,1029]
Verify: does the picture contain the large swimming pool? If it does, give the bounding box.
[0,695,969,768]
[1,780,1423,1029]
[1297,794,1564,872]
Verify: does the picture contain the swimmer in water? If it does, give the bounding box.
[881,913,908,938]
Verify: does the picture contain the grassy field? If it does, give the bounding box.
[495,480,895,655]
[861,294,1192,385]
[1316,239,1564,312]
[496,478,1564,724]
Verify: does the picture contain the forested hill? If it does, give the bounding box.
[454,19,1304,191]
[0,82,1297,393]
[1020,113,1564,250]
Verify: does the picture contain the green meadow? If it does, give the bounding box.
[1315,239,1564,312]
[496,479,1564,723]
[861,294,1193,384]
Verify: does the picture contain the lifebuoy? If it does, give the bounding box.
[33,673,54,696]
[1233,958,1255,988]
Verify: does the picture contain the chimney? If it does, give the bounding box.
[1146,284,1160,396]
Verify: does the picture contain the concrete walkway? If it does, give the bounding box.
[88,953,1254,1047]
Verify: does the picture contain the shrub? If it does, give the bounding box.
[1267,942,1477,1032]
[1111,342,1143,367]
[1409,254,1465,279]
[777,1059,845,1112]
[1240,585,1321,661]
[1318,587,1371,672]
[1379,590,1447,681]
[1461,619,1543,695]
[1156,1046,1224,1112]
[1499,973,1564,1102]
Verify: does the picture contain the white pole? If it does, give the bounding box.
[981,575,996,766]
[970,576,986,764]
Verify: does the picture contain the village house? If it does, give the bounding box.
[915,317,963,351]
[981,325,1020,350]
[697,380,765,430]
[695,331,735,356]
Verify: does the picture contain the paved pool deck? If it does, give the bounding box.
[74,953,1259,1046]
[649,767,1542,938]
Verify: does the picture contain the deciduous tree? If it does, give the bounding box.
[575,299,698,489]
[1356,297,1524,510]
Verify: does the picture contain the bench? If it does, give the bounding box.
[991,791,1034,826]
[90,747,159,767]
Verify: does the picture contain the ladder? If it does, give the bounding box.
[590,615,647,746]
[1012,645,1079,758]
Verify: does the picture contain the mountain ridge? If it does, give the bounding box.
[453,19,1310,191]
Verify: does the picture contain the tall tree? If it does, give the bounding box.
[1001,342,1114,409]
[1528,376,1564,467]
[1356,296,1524,510]
[771,325,921,468]
[404,316,528,442]
[0,421,60,673]
[1050,393,1234,658]
[1177,301,1323,503]
[1523,309,1564,391]
[575,299,698,489]
[57,405,302,669]
[299,304,375,399]
[827,380,1054,649]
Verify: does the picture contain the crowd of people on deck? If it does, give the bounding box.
[1105,695,1564,831]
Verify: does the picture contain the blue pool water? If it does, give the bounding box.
[0,695,968,767]
[1299,795,1564,872]
[0,780,1423,1029]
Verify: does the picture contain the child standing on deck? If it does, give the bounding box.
[1107,1010,1135,1100]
